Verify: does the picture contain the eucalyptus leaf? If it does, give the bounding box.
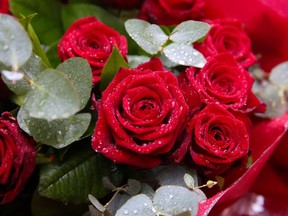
[17,107,31,134]
[125,19,168,55]
[0,14,32,68]
[163,43,206,67]
[38,144,123,203]
[115,194,154,216]
[26,113,91,149]
[100,46,130,91]
[255,84,286,118]
[2,54,47,96]
[270,61,288,89]
[23,68,81,121]
[153,165,198,188]
[184,174,195,189]
[153,186,198,216]
[57,57,93,109]
[126,179,142,196]
[170,20,210,44]
[127,55,151,68]
[10,0,63,45]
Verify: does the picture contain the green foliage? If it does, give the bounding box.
[100,46,130,91]
[19,14,52,67]
[0,14,32,68]
[10,0,63,45]
[61,3,125,34]
[38,143,124,203]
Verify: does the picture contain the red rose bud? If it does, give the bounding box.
[195,19,256,69]
[92,58,189,168]
[0,112,36,204]
[185,53,265,113]
[100,0,144,9]
[187,104,250,175]
[138,0,204,25]
[58,16,128,84]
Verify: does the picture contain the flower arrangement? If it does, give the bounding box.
[1,0,288,215]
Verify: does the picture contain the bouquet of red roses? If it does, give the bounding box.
[1,0,288,215]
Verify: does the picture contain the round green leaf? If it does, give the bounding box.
[115,194,154,216]
[57,57,93,109]
[163,43,206,67]
[153,186,198,216]
[26,113,91,149]
[125,19,168,55]
[270,61,288,89]
[23,68,81,121]
[38,144,124,203]
[254,84,286,118]
[0,14,32,68]
[184,174,195,189]
[2,54,47,95]
[170,20,210,44]
[154,165,198,188]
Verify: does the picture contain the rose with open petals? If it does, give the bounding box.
[0,112,36,204]
[186,104,250,175]
[92,58,189,168]
[203,0,288,71]
[58,16,128,84]
[195,19,256,68]
[138,0,204,25]
[185,53,265,113]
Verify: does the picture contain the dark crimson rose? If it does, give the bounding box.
[203,0,288,72]
[58,16,128,84]
[92,58,189,168]
[100,0,144,9]
[138,0,204,25]
[187,104,250,175]
[0,0,9,14]
[185,53,265,113]
[195,19,256,68]
[0,112,36,204]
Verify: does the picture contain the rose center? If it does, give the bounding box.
[132,99,159,120]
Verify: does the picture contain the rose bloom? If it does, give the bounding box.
[138,0,204,25]
[58,16,128,84]
[0,112,36,204]
[185,53,265,113]
[92,58,189,168]
[100,0,144,9]
[203,0,288,72]
[0,0,9,14]
[195,19,256,69]
[186,104,250,175]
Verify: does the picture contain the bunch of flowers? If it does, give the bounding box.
[1,0,288,215]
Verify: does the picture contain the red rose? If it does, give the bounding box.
[186,104,250,175]
[195,19,256,68]
[138,0,204,25]
[92,58,189,168]
[0,0,9,14]
[100,0,144,9]
[203,0,288,72]
[58,16,128,84]
[185,53,265,113]
[0,112,36,204]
